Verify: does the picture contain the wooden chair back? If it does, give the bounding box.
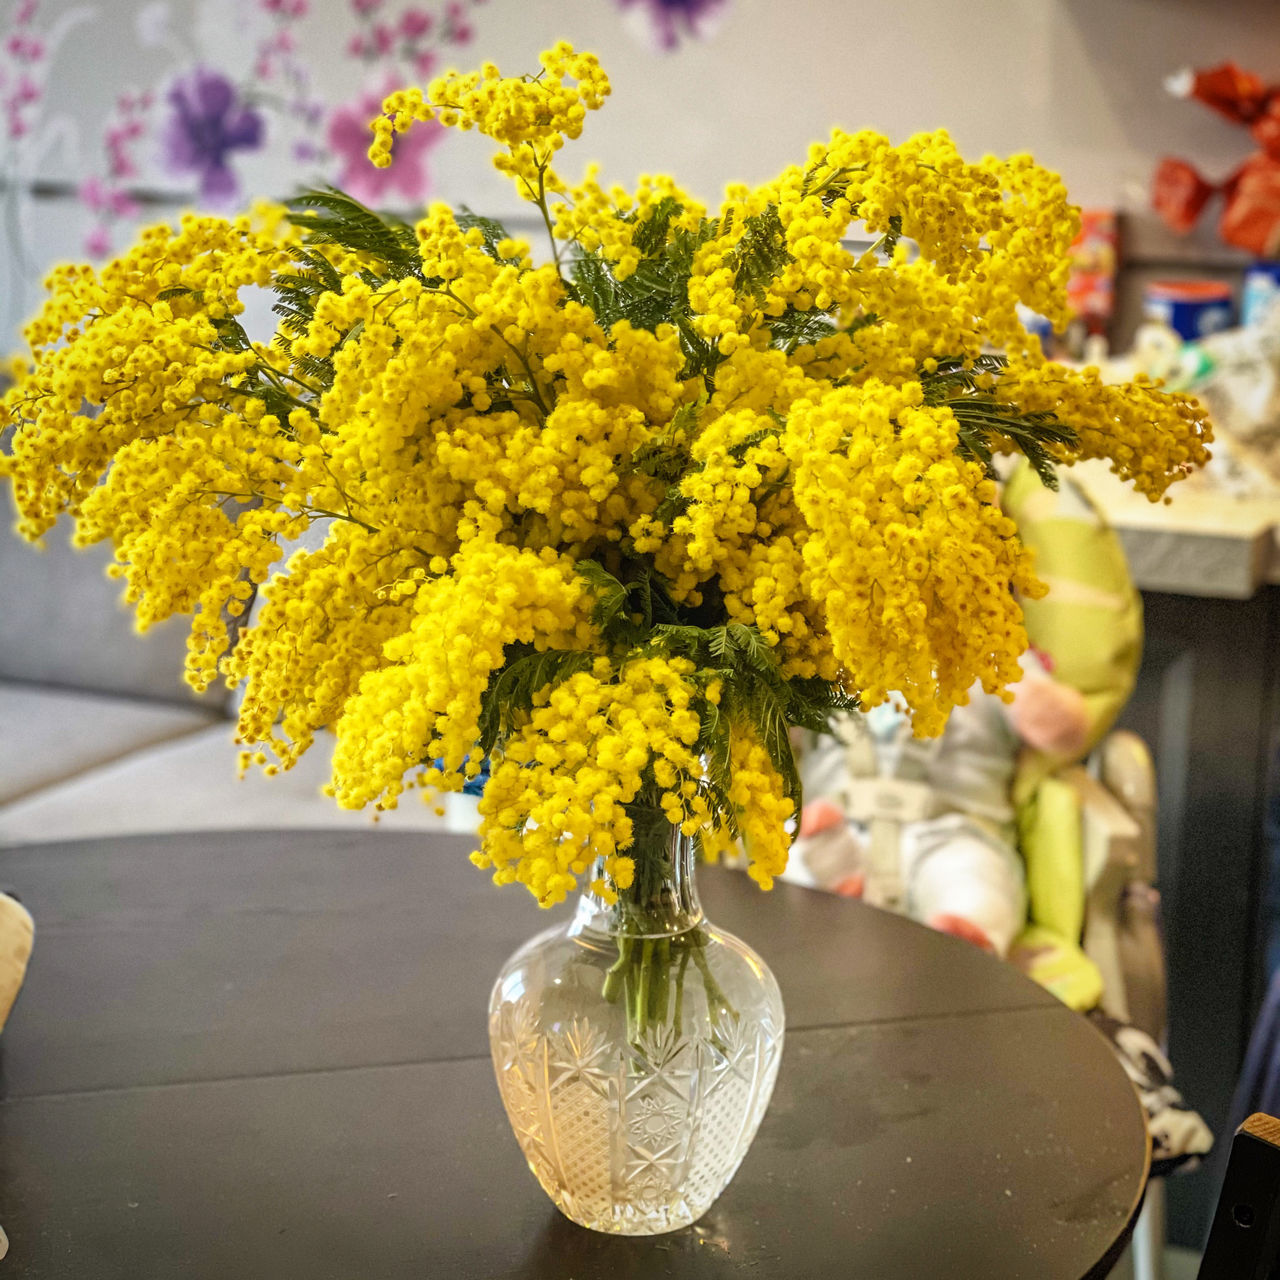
[1197,1113,1280,1280]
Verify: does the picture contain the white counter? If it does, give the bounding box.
[1071,461,1280,600]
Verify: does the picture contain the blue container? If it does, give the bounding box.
[1018,307,1054,356]
[1143,280,1234,340]
[1243,262,1280,327]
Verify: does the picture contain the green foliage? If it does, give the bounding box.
[767,307,838,351]
[576,559,630,632]
[287,188,420,278]
[568,250,685,335]
[725,427,779,463]
[156,285,202,304]
[575,559,682,644]
[476,646,596,756]
[922,355,1077,488]
[629,195,683,257]
[650,619,857,816]
[879,213,905,258]
[800,157,866,208]
[625,439,691,486]
[729,207,790,302]
[455,209,513,260]
[472,543,860,832]
[566,211,726,384]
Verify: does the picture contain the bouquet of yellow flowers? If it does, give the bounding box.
[2,43,1209,922]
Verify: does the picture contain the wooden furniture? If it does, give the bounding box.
[0,829,1147,1278]
[1197,1113,1280,1280]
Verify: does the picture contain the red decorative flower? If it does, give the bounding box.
[1152,158,1215,235]
[1219,154,1280,257]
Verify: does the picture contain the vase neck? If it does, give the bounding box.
[571,815,703,939]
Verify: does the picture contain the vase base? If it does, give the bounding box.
[551,1192,705,1236]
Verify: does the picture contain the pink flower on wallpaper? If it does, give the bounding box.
[78,176,139,219]
[5,34,43,60]
[83,224,112,258]
[327,86,444,205]
[399,9,433,39]
[617,0,729,51]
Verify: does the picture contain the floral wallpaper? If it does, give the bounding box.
[0,0,730,336]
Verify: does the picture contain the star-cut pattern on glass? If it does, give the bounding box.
[548,1016,614,1094]
[625,1019,694,1104]
[628,1093,685,1149]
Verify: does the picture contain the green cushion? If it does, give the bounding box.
[1002,462,1143,1006]
[1009,923,1104,1012]
[1018,773,1084,943]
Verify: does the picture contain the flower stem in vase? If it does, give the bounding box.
[584,809,739,1046]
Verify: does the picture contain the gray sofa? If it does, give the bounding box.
[0,490,456,849]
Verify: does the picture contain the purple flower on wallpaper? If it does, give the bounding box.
[327,85,444,206]
[161,68,264,205]
[617,0,729,51]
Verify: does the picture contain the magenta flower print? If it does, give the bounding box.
[617,0,729,51]
[327,86,443,206]
[161,68,265,205]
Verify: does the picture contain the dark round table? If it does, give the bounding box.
[0,830,1147,1278]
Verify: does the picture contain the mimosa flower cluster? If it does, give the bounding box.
[1,44,1210,906]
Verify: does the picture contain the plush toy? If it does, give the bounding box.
[1153,62,1280,256]
[788,657,1089,958]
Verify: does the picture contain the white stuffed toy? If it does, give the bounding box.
[787,657,1088,958]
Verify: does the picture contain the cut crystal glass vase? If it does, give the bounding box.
[488,818,785,1235]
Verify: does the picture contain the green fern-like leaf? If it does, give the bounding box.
[651,483,693,525]
[575,560,629,631]
[568,253,623,327]
[947,398,1076,492]
[736,677,803,811]
[784,676,860,732]
[455,209,513,260]
[729,207,790,302]
[476,647,596,755]
[697,693,735,816]
[651,623,711,658]
[624,440,691,486]
[768,307,838,352]
[879,213,905,258]
[291,248,345,294]
[728,623,778,676]
[288,188,420,278]
[629,195,683,257]
[672,313,724,383]
[706,625,732,665]
[725,428,779,463]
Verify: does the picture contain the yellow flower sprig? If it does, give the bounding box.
[1,44,1211,909]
